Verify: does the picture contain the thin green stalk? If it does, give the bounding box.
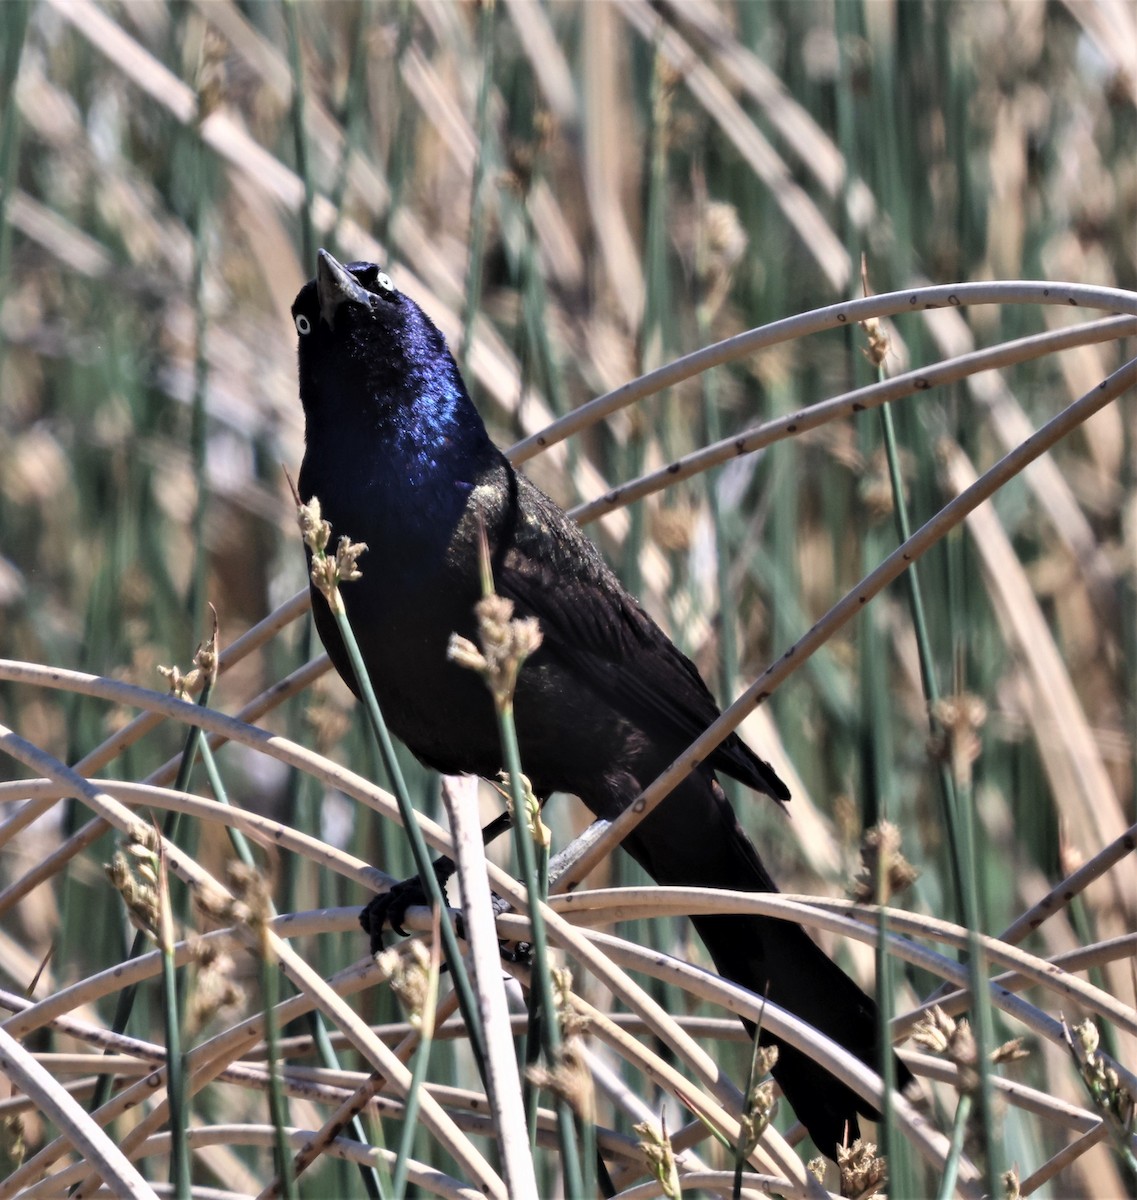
[873,822,898,1174]
[307,1013,386,1200]
[871,396,903,1173]
[284,0,316,267]
[495,704,584,1200]
[295,495,493,1194]
[159,932,189,1196]
[878,399,963,903]
[877,388,993,1185]
[643,35,674,453]
[880,389,1006,1186]
[379,0,416,250]
[365,1101,394,1199]
[955,764,1002,1194]
[196,657,385,1198]
[576,1106,597,1200]
[389,1036,432,1198]
[701,366,737,707]
[694,222,740,798]
[325,598,489,1081]
[0,0,30,369]
[90,666,216,1115]
[390,915,441,1199]
[622,36,673,604]
[457,0,498,384]
[261,936,297,1200]
[936,1091,972,1200]
[156,844,190,1200]
[732,1018,766,1200]
[327,0,375,259]
[877,371,969,1191]
[196,739,256,868]
[536,838,550,902]
[512,178,572,485]
[522,988,542,1147]
[950,520,1001,1190]
[457,538,585,1194]
[522,929,542,1150]
[187,159,209,628]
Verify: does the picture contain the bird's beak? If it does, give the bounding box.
[316,249,371,329]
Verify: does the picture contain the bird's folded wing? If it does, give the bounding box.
[494,474,789,802]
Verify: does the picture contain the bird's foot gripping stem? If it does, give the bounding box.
[359,856,457,954]
[359,814,613,961]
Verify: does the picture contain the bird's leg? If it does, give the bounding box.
[484,817,615,965]
[476,799,612,895]
[477,808,515,848]
[361,807,612,958]
[360,859,457,953]
[359,808,520,953]
[544,818,614,893]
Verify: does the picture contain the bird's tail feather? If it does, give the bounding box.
[621,771,913,1156]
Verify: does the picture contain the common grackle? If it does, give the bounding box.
[293,249,914,1157]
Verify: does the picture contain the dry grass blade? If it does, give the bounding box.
[509,280,1137,463]
[571,314,1137,524]
[440,775,536,1196]
[0,1026,156,1200]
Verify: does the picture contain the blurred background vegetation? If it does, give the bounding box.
[0,0,1134,1196]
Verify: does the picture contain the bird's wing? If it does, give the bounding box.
[489,471,788,801]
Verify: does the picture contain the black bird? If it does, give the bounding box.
[293,249,913,1156]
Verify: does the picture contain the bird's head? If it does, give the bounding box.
[292,250,461,423]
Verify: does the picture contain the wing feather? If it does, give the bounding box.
[491,473,788,801]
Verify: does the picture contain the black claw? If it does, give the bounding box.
[499,939,533,965]
[361,859,539,971]
[360,857,456,953]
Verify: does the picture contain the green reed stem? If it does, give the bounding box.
[457,0,498,386]
[327,0,375,259]
[877,394,998,1188]
[936,1091,972,1200]
[187,183,209,629]
[325,596,489,1083]
[872,396,903,1170]
[155,843,190,1200]
[0,0,30,369]
[261,936,297,1200]
[284,0,316,267]
[160,935,190,1198]
[494,703,584,1200]
[89,667,216,1115]
[390,915,441,1199]
[307,1011,386,1199]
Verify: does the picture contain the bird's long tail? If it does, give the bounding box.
[620,771,914,1157]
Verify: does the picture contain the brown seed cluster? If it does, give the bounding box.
[448,593,543,710]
